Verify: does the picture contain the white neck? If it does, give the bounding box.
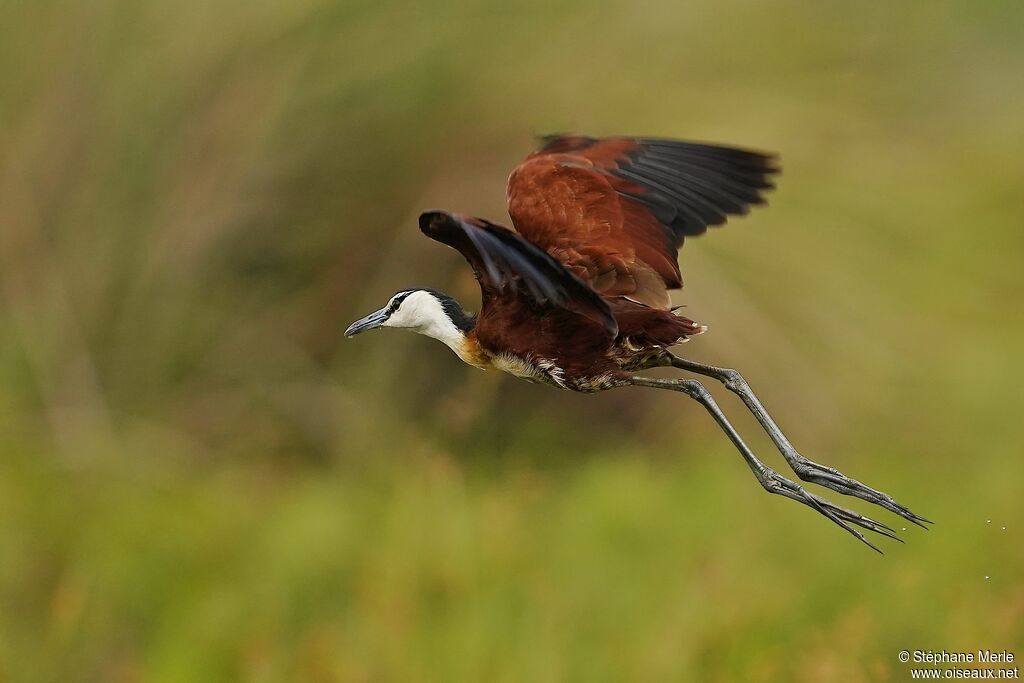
[419,315,468,356]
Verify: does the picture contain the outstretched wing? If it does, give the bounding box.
[419,210,618,336]
[506,135,779,309]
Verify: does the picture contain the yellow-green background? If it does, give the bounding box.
[1,1,1022,681]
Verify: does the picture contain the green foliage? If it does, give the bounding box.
[1,1,1022,681]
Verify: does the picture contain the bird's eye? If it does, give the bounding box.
[388,291,413,313]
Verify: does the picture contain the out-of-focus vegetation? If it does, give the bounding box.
[2,1,1023,681]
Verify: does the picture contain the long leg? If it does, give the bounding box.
[660,354,930,528]
[627,375,901,552]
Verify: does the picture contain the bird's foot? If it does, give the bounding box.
[787,455,932,529]
[758,468,903,553]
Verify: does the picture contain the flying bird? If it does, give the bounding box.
[345,134,929,551]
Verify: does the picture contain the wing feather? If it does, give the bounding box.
[418,210,618,336]
[506,135,779,308]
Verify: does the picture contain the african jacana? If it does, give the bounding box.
[345,134,929,551]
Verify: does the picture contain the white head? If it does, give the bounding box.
[345,288,475,358]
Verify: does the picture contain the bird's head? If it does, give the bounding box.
[344,288,476,357]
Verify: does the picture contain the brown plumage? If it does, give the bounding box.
[415,134,775,390]
[507,135,777,308]
[346,133,930,551]
[419,210,707,391]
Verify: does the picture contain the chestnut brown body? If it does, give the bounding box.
[470,295,704,392]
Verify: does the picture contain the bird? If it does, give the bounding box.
[345,134,930,551]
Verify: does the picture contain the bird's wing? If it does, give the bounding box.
[506,135,779,309]
[419,210,618,336]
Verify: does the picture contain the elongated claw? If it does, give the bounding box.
[804,489,904,544]
[760,469,903,553]
[790,458,932,528]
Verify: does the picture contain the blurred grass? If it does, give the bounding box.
[1,0,1023,681]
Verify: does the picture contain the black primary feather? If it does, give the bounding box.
[614,137,779,241]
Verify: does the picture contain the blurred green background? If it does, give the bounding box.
[2,1,1023,681]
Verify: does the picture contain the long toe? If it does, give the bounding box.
[761,470,903,553]
[791,457,932,528]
